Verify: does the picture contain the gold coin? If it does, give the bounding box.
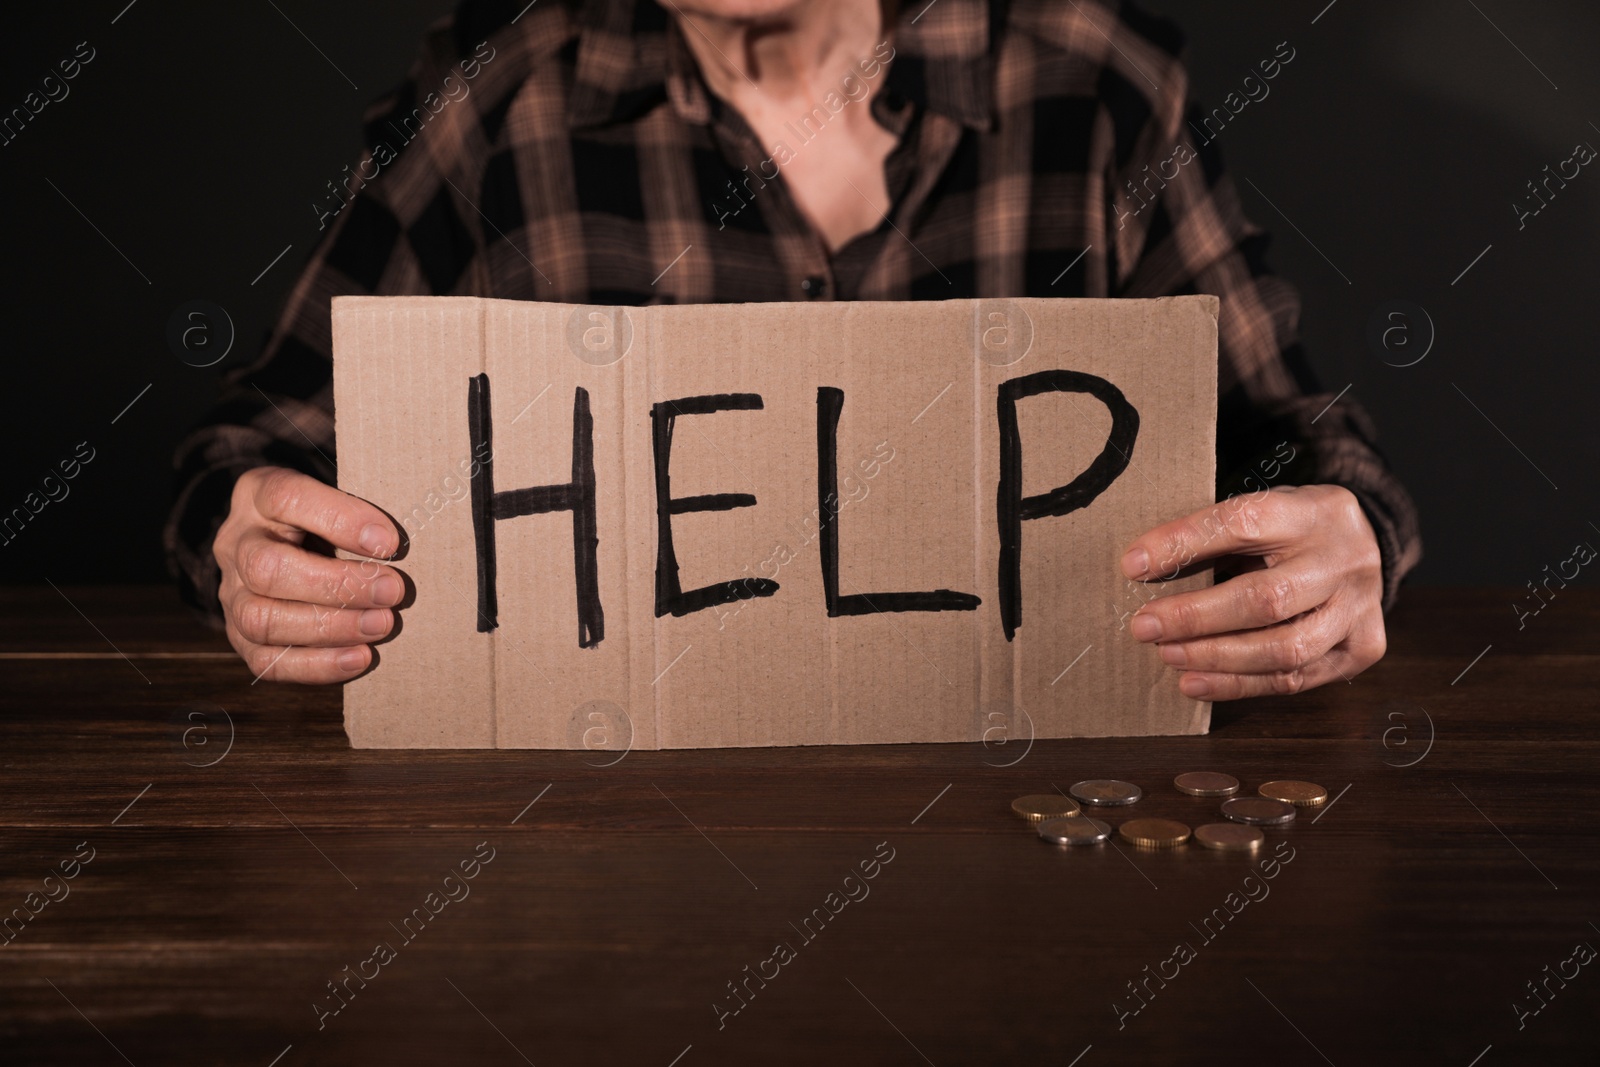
[1173,771,1240,797]
[1068,779,1143,806]
[1194,823,1265,851]
[1258,780,1328,807]
[1011,794,1082,822]
[1117,818,1191,848]
[1038,815,1112,845]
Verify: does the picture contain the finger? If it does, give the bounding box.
[1128,560,1336,644]
[1121,490,1312,580]
[236,532,405,608]
[1175,646,1370,702]
[231,593,392,648]
[253,468,398,558]
[1335,613,1388,677]
[231,631,373,684]
[1157,600,1349,674]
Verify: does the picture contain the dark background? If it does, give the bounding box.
[1,0,1595,595]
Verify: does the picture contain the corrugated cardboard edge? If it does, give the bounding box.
[1155,293,1217,739]
[1190,293,1219,739]
[334,294,498,748]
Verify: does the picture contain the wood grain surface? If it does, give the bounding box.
[1,584,1595,1065]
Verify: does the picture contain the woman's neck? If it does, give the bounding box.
[673,0,887,109]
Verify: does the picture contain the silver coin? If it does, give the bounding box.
[1038,815,1112,845]
[1068,779,1143,807]
[1220,797,1296,826]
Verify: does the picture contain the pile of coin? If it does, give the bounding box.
[1014,774,1327,853]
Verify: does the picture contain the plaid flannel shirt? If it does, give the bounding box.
[166,0,1422,624]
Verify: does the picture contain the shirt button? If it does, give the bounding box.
[801,276,827,299]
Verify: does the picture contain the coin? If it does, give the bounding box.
[1118,818,1191,848]
[1259,780,1328,807]
[1011,794,1082,822]
[1173,771,1240,797]
[1037,815,1112,845]
[1194,823,1265,851]
[1220,797,1296,826]
[1068,780,1143,806]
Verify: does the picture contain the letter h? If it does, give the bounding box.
[467,373,603,646]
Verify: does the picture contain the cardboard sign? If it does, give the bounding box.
[331,296,1217,749]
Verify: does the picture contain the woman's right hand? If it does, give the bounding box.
[213,466,403,683]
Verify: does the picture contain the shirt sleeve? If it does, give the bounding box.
[1107,86,1423,612]
[164,21,493,626]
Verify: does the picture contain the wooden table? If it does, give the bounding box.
[2,585,1596,1065]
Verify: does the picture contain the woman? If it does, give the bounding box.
[169,0,1419,697]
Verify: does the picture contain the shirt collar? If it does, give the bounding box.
[566,0,998,132]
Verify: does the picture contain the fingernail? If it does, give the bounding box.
[359,608,391,636]
[373,574,403,606]
[1181,675,1211,698]
[1121,547,1149,578]
[359,522,393,557]
[1158,643,1186,667]
[338,648,367,673]
[1130,613,1162,642]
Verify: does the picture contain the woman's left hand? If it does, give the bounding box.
[1118,484,1387,700]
